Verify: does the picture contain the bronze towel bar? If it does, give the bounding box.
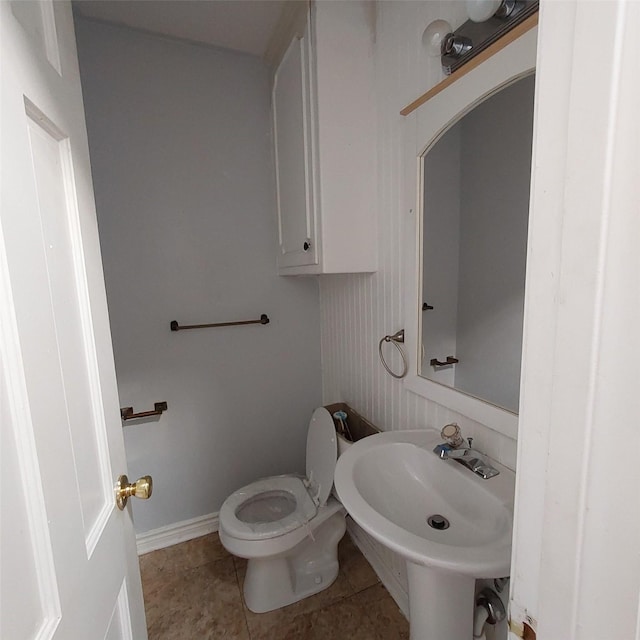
[430,356,459,367]
[121,402,168,421]
[170,314,270,332]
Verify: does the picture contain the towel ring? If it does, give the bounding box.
[378,330,408,379]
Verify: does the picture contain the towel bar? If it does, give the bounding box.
[430,356,459,367]
[121,402,167,421]
[170,314,269,331]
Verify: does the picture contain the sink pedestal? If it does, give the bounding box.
[407,562,475,640]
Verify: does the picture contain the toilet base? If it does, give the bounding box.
[243,512,346,613]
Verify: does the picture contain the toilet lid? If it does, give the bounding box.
[306,407,337,507]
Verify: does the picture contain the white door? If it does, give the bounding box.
[1,2,148,639]
[510,0,640,637]
[273,24,319,270]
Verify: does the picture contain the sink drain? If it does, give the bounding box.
[427,514,450,530]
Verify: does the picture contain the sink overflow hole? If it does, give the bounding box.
[427,514,450,530]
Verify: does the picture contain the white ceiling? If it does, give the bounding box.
[73,0,287,57]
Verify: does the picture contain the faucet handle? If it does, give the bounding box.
[440,423,464,448]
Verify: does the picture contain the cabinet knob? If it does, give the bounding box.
[303,239,311,252]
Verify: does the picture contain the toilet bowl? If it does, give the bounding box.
[218,407,347,613]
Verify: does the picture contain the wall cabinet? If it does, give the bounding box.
[272,1,377,275]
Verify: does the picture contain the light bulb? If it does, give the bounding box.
[466,0,502,22]
[422,19,453,57]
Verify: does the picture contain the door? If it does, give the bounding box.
[1,2,147,638]
[510,0,640,637]
[273,21,320,270]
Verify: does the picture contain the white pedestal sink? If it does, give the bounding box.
[334,429,515,640]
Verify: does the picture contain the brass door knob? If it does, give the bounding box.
[116,474,153,510]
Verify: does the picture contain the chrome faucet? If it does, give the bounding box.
[433,423,500,480]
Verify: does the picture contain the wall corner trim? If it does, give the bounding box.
[136,512,219,556]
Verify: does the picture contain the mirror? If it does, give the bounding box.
[419,73,535,414]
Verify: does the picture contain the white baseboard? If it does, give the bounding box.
[346,519,409,618]
[136,512,219,556]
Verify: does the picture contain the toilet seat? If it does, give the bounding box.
[220,475,317,541]
[219,408,338,543]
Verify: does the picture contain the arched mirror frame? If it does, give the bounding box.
[403,27,537,440]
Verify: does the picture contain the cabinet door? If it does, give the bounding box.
[273,28,318,269]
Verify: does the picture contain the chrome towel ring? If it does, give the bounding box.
[378,329,408,379]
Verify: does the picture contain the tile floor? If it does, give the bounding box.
[139,526,409,639]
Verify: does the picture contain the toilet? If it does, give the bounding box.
[218,407,347,613]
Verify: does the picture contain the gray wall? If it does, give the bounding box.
[456,74,535,411]
[421,74,534,412]
[422,125,462,387]
[75,18,322,533]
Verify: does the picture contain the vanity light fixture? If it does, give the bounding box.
[466,0,503,23]
[422,19,453,57]
[440,0,538,75]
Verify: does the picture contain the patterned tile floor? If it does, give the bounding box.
[139,525,409,639]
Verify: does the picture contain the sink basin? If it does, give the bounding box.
[334,429,515,639]
[336,429,514,576]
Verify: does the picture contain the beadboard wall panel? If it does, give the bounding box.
[320,1,517,466]
[320,2,520,601]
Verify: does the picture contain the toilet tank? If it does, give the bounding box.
[324,403,381,457]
